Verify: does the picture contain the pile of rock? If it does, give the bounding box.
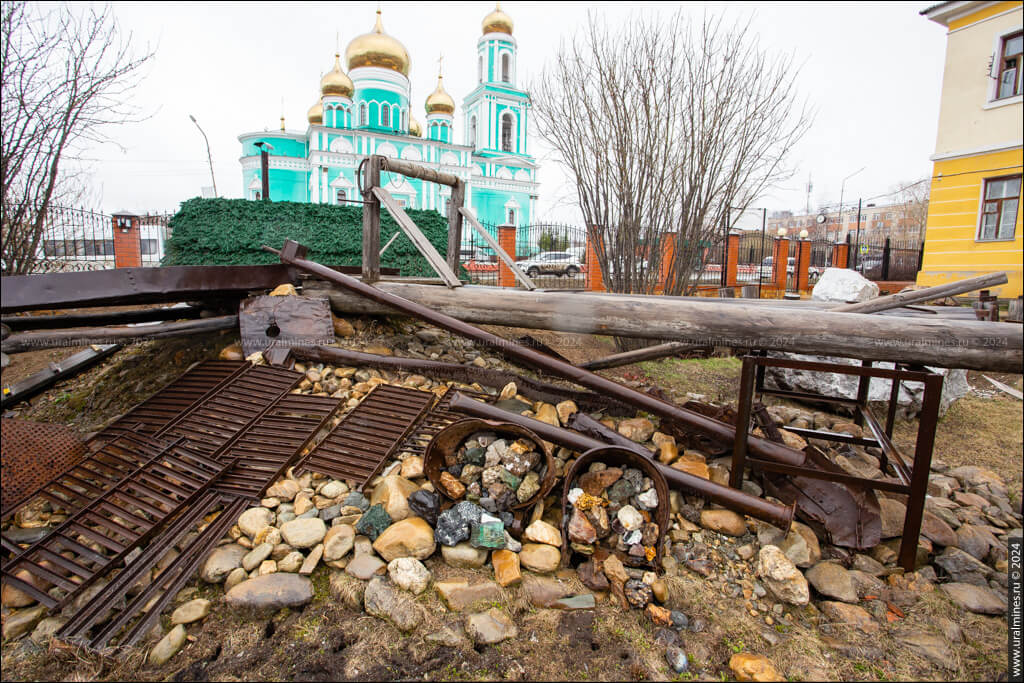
[435,431,546,515]
[565,462,660,566]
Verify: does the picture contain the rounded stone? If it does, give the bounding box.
[237,507,275,538]
[225,573,314,610]
[519,543,561,573]
[200,543,248,583]
[442,542,490,569]
[170,598,211,625]
[280,517,327,549]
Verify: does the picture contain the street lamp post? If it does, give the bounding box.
[189,115,218,197]
[838,166,866,241]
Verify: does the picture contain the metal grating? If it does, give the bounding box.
[57,492,248,650]
[295,384,435,486]
[213,393,340,499]
[92,360,247,447]
[1,437,232,609]
[1,420,87,514]
[397,387,495,460]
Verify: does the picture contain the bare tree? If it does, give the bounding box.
[532,10,811,301]
[891,178,930,242]
[1,2,152,275]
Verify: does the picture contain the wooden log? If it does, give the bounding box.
[831,272,1008,314]
[303,281,1023,372]
[1,315,238,354]
[446,180,465,274]
[579,342,705,370]
[361,156,381,283]
[380,156,460,187]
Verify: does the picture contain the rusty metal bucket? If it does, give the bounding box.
[560,445,671,572]
[424,418,555,511]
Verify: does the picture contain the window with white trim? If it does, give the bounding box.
[478,55,483,82]
[381,105,390,128]
[336,188,347,204]
[978,175,1020,241]
[507,208,516,225]
[996,32,1023,100]
[501,53,510,83]
[359,103,367,126]
[470,116,477,148]
[501,113,513,152]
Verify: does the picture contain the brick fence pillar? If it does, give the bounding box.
[112,211,141,268]
[586,227,605,292]
[796,239,813,292]
[725,232,740,288]
[656,232,677,294]
[497,224,516,287]
[773,237,789,291]
[832,242,850,269]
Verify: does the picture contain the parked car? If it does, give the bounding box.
[856,258,883,274]
[515,251,582,277]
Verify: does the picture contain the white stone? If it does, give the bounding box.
[637,489,659,509]
[617,505,643,531]
[811,268,879,303]
[567,488,584,505]
[280,517,327,548]
[388,557,432,595]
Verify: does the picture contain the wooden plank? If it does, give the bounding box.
[831,272,1008,314]
[380,157,460,187]
[447,180,465,274]
[379,231,401,256]
[579,341,703,370]
[982,375,1023,400]
[372,186,461,288]
[459,207,536,290]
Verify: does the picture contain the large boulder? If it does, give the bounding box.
[372,517,436,562]
[224,574,313,610]
[811,268,878,303]
[764,353,968,417]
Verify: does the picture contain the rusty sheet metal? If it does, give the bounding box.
[214,393,340,499]
[239,295,335,357]
[294,384,434,486]
[1,420,87,513]
[0,264,396,313]
[58,491,248,650]
[1,438,232,609]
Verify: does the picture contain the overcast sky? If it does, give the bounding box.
[77,1,947,222]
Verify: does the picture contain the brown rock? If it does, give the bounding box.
[438,471,466,499]
[657,442,679,465]
[603,554,629,584]
[524,520,562,547]
[371,517,436,562]
[819,601,878,634]
[583,505,611,538]
[578,467,623,496]
[400,456,425,480]
[369,474,420,522]
[567,507,598,544]
[492,549,521,587]
[920,510,957,547]
[1,569,46,608]
[617,417,655,442]
[953,491,989,508]
[519,543,561,573]
[879,498,907,538]
[729,652,784,682]
[435,579,503,612]
[332,316,355,337]
[699,509,747,536]
[521,574,570,607]
[646,603,672,626]
[671,452,710,480]
[219,343,244,361]
[555,400,578,425]
[578,560,609,591]
[534,403,560,426]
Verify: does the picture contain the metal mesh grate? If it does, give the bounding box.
[1,420,87,515]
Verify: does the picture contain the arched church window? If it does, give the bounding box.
[470,116,477,148]
[381,105,390,128]
[501,54,510,83]
[478,55,483,82]
[402,109,407,131]
[359,103,367,127]
[507,208,516,225]
[501,114,513,152]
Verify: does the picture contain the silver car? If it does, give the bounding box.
[515,251,582,277]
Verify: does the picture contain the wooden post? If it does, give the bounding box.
[832,241,850,270]
[726,233,740,287]
[361,156,381,283]
[447,179,465,274]
[112,212,141,269]
[773,237,789,292]
[796,239,812,292]
[497,224,517,288]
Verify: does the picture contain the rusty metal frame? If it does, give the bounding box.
[730,354,943,571]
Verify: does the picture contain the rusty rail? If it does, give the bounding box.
[447,392,795,530]
[267,240,807,469]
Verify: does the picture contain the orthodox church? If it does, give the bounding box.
[238,3,538,228]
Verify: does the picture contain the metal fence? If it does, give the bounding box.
[29,206,173,273]
[849,235,923,281]
[459,221,588,289]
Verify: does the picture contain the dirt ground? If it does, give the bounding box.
[1,319,1019,682]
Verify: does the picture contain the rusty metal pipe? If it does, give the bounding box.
[448,392,795,531]
[268,241,807,469]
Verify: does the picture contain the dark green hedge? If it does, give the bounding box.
[163,198,454,278]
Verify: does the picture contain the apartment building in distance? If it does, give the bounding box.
[765,200,928,243]
[917,0,1023,297]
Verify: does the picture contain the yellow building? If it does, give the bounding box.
[918,1,1023,297]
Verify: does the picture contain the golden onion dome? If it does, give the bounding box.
[345,9,411,77]
[425,75,455,115]
[482,2,513,35]
[320,53,354,97]
[307,98,323,124]
[409,116,422,137]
